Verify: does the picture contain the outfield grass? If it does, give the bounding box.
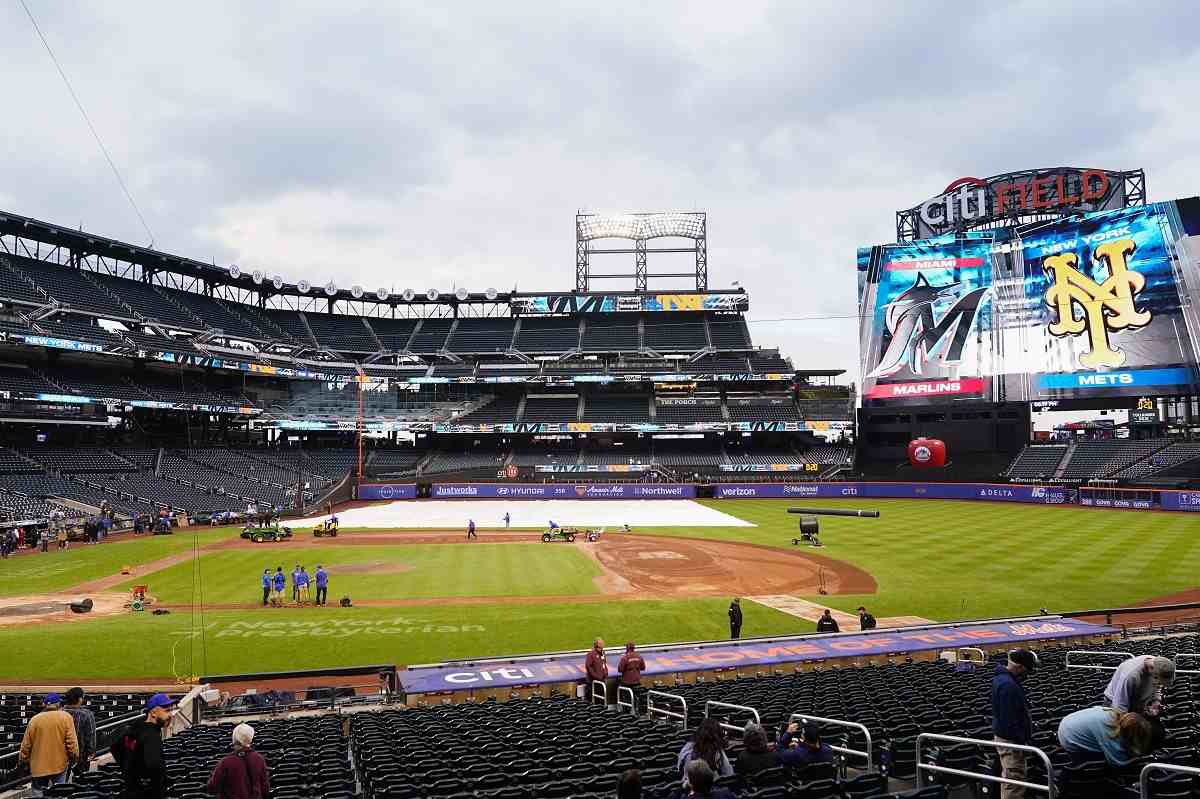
[0,598,809,680]
[0,528,235,596]
[114,543,603,604]
[0,499,1196,681]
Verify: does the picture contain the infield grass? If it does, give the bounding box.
[114,543,603,604]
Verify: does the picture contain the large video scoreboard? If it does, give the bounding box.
[858,197,1200,405]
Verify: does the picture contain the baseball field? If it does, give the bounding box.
[0,497,1195,683]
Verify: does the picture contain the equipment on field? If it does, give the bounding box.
[69,598,93,614]
[542,528,576,543]
[243,525,293,543]
[313,517,339,538]
[340,596,352,607]
[787,506,878,547]
[787,508,881,518]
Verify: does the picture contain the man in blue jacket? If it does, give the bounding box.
[260,569,270,607]
[314,565,329,606]
[992,648,1038,799]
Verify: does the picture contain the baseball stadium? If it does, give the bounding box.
[0,163,1198,797]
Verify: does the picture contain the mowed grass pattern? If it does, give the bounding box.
[681,499,1200,620]
[114,543,604,604]
[0,500,1196,681]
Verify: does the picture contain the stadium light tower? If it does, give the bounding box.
[575,211,707,292]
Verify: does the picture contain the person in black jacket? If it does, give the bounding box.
[992,649,1038,799]
[728,599,743,639]
[857,606,877,630]
[113,693,174,799]
[815,610,840,633]
[734,722,778,775]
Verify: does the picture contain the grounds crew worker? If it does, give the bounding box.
[728,598,743,639]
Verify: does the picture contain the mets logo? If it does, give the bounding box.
[913,445,932,463]
[868,274,990,379]
[1044,238,1150,369]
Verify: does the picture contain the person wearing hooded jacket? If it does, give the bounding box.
[992,649,1039,799]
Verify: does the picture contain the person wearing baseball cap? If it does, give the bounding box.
[992,649,1038,799]
[112,693,174,799]
[1104,655,1175,716]
[18,692,79,796]
[207,723,270,799]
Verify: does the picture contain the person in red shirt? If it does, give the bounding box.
[618,641,647,712]
[207,723,269,799]
[584,638,609,704]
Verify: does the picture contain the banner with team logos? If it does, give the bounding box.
[858,197,1200,404]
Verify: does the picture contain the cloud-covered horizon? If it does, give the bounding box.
[4,1,1198,379]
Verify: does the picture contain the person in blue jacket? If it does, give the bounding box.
[1057,707,1154,767]
[314,565,329,606]
[467,519,476,540]
[992,648,1038,799]
[260,569,271,607]
[271,567,286,607]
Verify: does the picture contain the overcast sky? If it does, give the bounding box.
[3,1,1198,380]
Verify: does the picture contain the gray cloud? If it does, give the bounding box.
[2,0,1199,380]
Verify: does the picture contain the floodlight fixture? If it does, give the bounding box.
[228,264,241,279]
[485,287,498,300]
[351,285,364,299]
[376,287,390,301]
[455,287,469,301]
[426,288,440,301]
[297,280,311,293]
[402,288,415,302]
[324,281,338,296]
[271,275,284,290]
[251,269,264,285]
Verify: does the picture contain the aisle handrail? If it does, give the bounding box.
[916,732,1054,798]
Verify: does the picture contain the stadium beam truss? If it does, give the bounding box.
[576,211,707,292]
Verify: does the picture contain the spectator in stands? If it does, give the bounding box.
[62,687,95,780]
[728,598,742,639]
[678,759,735,799]
[315,565,329,606]
[777,721,834,769]
[616,769,641,799]
[735,722,777,775]
[467,519,476,540]
[271,567,285,607]
[206,722,270,799]
[261,570,271,607]
[992,648,1038,799]
[585,638,609,704]
[114,693,173,799]
[18,692,78,797]
[1104,655,1174,716]
[816,609,839,633]
[677,718,733,780]
[617,641,646,710]
[857,606,877,631]
[1057,707,1154,767]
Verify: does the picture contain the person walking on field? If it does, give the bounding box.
[260,569,271,607]
[503,512,510,529]
[18,693,78,797]
[207,723,270,799]
[816,609,840,633]
[467,519,477,540]
[728,598,743,639]
[992,649,1038,799]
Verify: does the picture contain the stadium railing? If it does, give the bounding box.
[1140,763,1200,798]
[916,732,1056,798]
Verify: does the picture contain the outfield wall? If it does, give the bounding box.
[354,481,1199,511]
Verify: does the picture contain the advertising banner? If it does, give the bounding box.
[714,482,1073,504]
[511,293,748,314]
[430,483,696,499]
[400,617,1113,694]
[859,197,1200,404]
[1161,491,1200,512]
[358,483,418,501]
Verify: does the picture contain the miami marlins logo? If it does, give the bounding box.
[868,274,990,379]
[1043,238,1150,369]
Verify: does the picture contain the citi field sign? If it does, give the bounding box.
[904,168,1131,238]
